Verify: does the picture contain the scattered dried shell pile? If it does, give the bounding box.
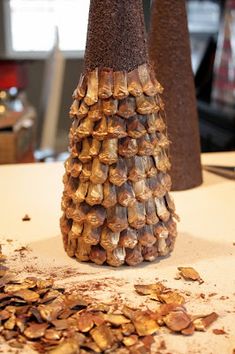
[61,64,178,266]
[0,250,219,354]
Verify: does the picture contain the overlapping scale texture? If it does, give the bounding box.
[61,64,178,266]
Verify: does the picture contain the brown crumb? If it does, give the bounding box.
[200,293,205,299]
[208,293,217,297]
[158,339,166,350]
[213,328,227,335]
[22,214,31,221]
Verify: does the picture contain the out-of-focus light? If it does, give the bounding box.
[0,105,6,114]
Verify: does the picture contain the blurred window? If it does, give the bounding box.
[187,0,220,33]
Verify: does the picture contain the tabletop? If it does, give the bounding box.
[0,151,234,354]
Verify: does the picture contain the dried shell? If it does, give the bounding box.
[99,139,118,165]
[109,158,127,186]
[137,226,156,247]
[75,238,91,262]
[90,158,108,186]
[133,311,159,336]
[117,182,135,207]
[125,245,143,266]
[127,156,146,182]
[49,339,79,354]
[118,137,138,158]
[164,311,191,332]
[24,323,48,339]
[119,228,138,249]
[77,74,87,98]
[102,181,117,208]
[86,206,106,228]
[128,202,145,229]
[113,71,128,99]
[90,324,115,351]
[82,223,101,245]
[84,69,98,106]
[117,97,136,119]
[92,115,108,140]
[136,95,157,115]
[127,69,143,96]
[90,138,101,157]
[13,289,39,303]
[88,100,102,121]
[155,198,170,222]
[103,314,130,326]
[145,199,159,225]
[127,116,146,139]
[177,267,203,284]
[98,69,113,99]
[158,291,185,305]
[107,115,127,139]
[193,312,218,331]
[78,139,92,163]
[77,313,94,332]
[77,101,89,119]
[89,245,107,265]
[102,98,118,116]
[100,227,120,251]
[106,248,126,267]
[107,205,128,233]
[138,64,157,96]
[73,181,89,203]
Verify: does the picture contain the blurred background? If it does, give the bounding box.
[0,0,234,163]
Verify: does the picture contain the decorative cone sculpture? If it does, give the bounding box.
[148,0,202,191]
[60,0,178,267]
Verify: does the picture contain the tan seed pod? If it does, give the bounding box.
[69,100,79,119]
[148,175,165,198]
[89,138,101,157]
[155,113,166,132]
[133,180,152,202]
[107,115,127,139]
[61,192,71,211]
[119,228,138,249]
[138,134,154,156]
[155,197,170,222]
[76,117,94,138]
[165,192,176,212]
[64,156,73,175]
[77,73,87,98]
[60,214,72,237]
[100,226,120,250]
[89,245,107,265]
[137,225,156,247]
[98,69,113,99]
[145,198,159,225]
[125,244,143,266]
[155,95,165,110]
[138,64,157,96]
[157,132,169,149]
[69,222,83,239]
[158,172,172,192]
[102,180,117,208]
[127,68,143,96]
[79,162,92,183]
[65,176,79,198]
[78,139,92,163]
[128,202,146,229]
[70,159,82,178]
[146,113,158,133]
[149,70,164,94]
[117,97,136,118]
[73,181,89,203]
[75,238,91,262]
[86,206,106,227]
[106,247,126,267]
[117,182,135,207]
[142,244,158,262]
[70,142,81,158]
[67,202,89,224]
[164,311,191,332]
[90,157,108,184]
[90,323,115,350]
[118,137,138,158]
[149,133,161,155]
[82,223,101,245]
[143,156,158,177]
[126,116,146,139]
[127,156,146,182]
[136,94,158,115]
[99,139,118,165]
[88,100,102,121]
[66,237,77,257]
[113,71,129,99]
[165,217,177,237]
[109,158,127,186]
[107,205,128,232]
[102,97,118,116]
[24,323,48,339]
[86,183,103,206]
[153,150,171,173]
[84,68,98,106]
[77,101,89,119]
[92,114,108,140]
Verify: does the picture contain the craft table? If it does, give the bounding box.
[0,151,234,353]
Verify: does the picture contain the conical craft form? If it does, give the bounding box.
[148,0,203,190]
[60,0,178,266]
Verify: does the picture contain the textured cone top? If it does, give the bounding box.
[148,0,202,191]
[84,0,148,72]
[60,0,178,266]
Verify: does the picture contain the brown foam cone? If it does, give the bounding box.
[60,0,178,267]
[148,0,203,191]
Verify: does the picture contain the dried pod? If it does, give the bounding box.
[75,238,91,262]
[138,226,156,247]
[177,267,203,283]
[153,150,171,173]
[60,215,72,239]
[136,95,157,115]
[133,311,159,336]
[102,181,117,208]
[92,115,108,140]
[77,101,89,119]
[165,217,177,238]
[107,205,128,232]
[86,183,103,206]
[88,100,103,121]
[127,69,143,96]
[157,132,169,149]
[158,290,185,305]
[155,198,170,222]
[99,139,118,165]
[117,97,136,118]
[44,328,61,340]
[128,202,146,229]
[102,98,118,116]
[155,95,165,110]
[138,134,154,156]
[126,116,146,139]
[127,156,146,182]
[100,226,120,251]
[89,138,101,157]
[82,223,101,245]
[149,70,164,94]
[149,133,160,155]
[84,68,98,106]
[69,203,89,224]
[113,71,128,99]
[65,176,79,198]
[117,182,136,207]
[79,162,92,182]
[142,244,158,262]
[70,142,81,158]
[78,139,92,163]
[49,339,79,354]
[155,113,166,132]
[133,180,152,202]
[76,117,94,138]
[90,157,109,184]
[69,100,79,119]
[70,159,82,178]
[24,323,48,339]
[146,113,159,133]
[164,311,191,332]
[66,237,77,257]
[98,69,113,99]
[138,64,157,96]
[106,247,126,267]
[109,158,127,186]
[193,312,218,331]
[145,199,159,225]
[86,206,106,227]
[107,115,127,139]
[165,192,176,212]
[119,228,138,249]
[77,74,87,98]
[89,245,107,265]
[90,323,115,351]
[158,172,172,191]
[118,137,138,158]
[148,175,165,198]
[73,181,89,203]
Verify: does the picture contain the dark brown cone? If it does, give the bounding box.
[148,0,202,190]
[84,0,148,72]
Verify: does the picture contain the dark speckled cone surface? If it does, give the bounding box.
[148,0,202,190]
[84,0,148,72]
